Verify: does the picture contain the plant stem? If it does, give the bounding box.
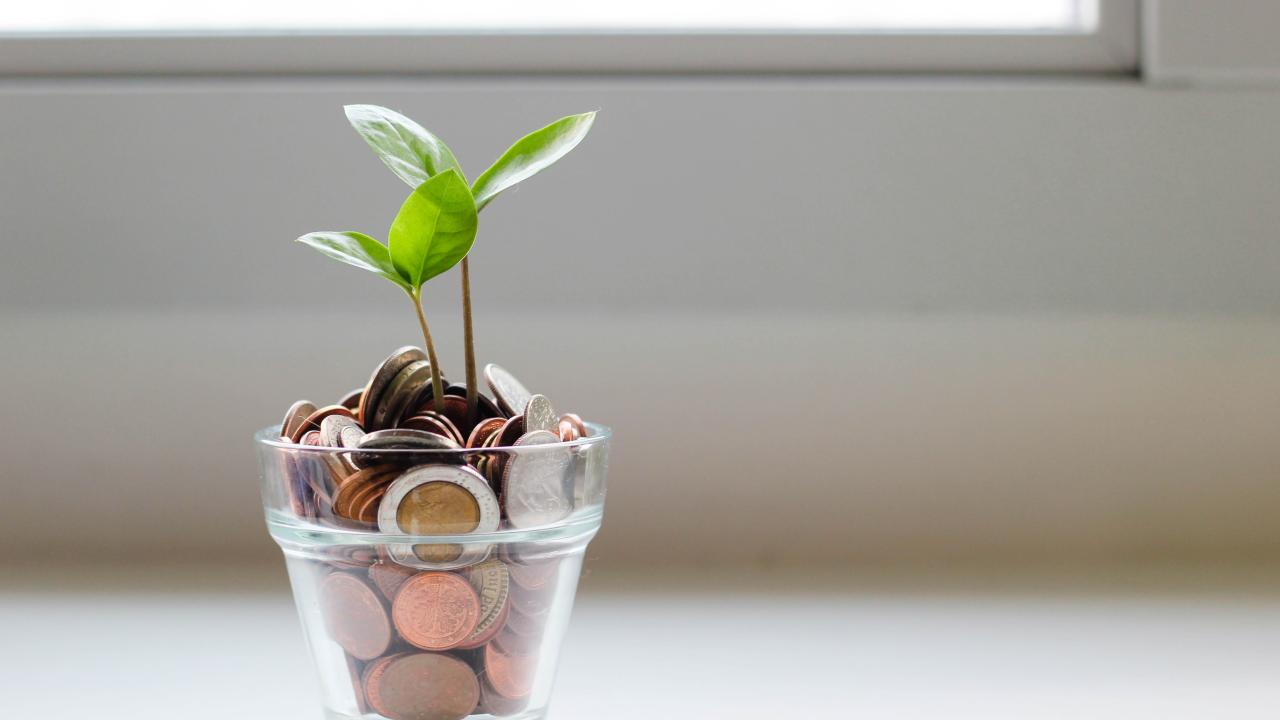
[410,289,446,413]
[460,257,479,424]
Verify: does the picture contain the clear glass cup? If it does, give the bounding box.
[256,424,610,720]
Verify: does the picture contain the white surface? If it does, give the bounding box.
[4,565,1280,719]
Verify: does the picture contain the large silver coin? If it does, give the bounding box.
[357,346,427,428]
[523,394,557,434]
[352,428,460,468]
[356,428,460,451]
[502,430,574,528]
[320,414,365,449]
[371,360,433,430]
[484,363,532,418]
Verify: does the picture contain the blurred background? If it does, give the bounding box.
[3,1,1280,717]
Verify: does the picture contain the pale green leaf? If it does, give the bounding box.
[471,112,596,211]
[295,231,410,289]
[344,104,463,188]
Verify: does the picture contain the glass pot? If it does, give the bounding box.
[256,424,610,720]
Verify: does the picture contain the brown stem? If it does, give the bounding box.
[410,290,446,413]
[460,257,479,424]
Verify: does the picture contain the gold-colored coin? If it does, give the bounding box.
[396,481,481,535]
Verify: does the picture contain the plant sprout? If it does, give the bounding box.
[296,168,477,412]
[329,104,597,421]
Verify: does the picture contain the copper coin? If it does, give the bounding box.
[392,572,482,651]
[492,624,540,656]
[494,415,526,448]
[319,573,393,661]
[281,443,316,518]
[504,602,545,638]
[556,419,580,442]
[466,417,505,449]
[355,485,390,523]
[446,383,505,422]
[368,561,417,601]
[361,652,407,718]
[484,640,536,699]
[333,465,399,519]
[437,394,474,436]
[402,414,464,445]
[368,652,479,720]
[359,346,428,428]
[559,413,587,438]
[477,676,528,717]
[457,559,510,649]
[323,453,356,490]
[345,472,395,520]
[459,594,509,650]
[338,387,364,411]
[293,404,356,443]
[292,452,334,508]
[281,399,317,440]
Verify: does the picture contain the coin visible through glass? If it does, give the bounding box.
[396,481,481,535]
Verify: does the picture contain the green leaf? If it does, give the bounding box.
[344,104,463,188]
[295,231,410,290]
[471,111,596,212]
[388,170,478,289]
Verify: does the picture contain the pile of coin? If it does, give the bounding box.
[317,546,562,720]
[272,347,598,720]
[276,347,592,534]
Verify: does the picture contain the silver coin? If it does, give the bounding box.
[502,430,574,528]
[281,399,317,439]
[320,415,364,448]
[523,394,557,434]
[371,360,433,430]
[484,363,532,418]
[356,428,460,451]
[357,346,426,427]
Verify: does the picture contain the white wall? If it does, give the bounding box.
[3,77,1279,566]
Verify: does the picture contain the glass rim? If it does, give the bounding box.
[255,420,611,454]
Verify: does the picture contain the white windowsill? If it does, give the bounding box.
[5,563,1279,718]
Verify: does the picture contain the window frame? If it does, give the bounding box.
[0,0,1137,77]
